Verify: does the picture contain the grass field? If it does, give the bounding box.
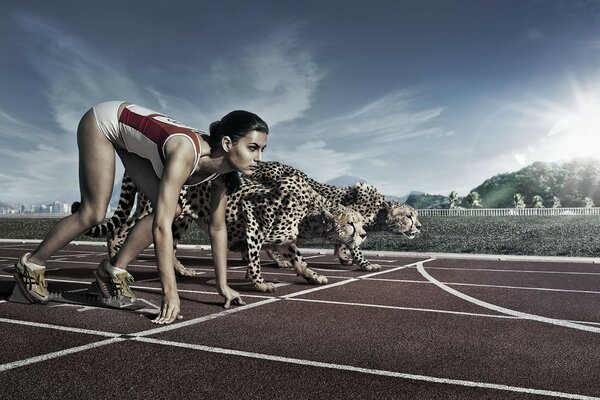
[2,215,600,257]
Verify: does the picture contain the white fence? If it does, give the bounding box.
[416,207,600,217]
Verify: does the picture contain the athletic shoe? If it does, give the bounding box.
[14,253,49,303]
[94,258,136,302]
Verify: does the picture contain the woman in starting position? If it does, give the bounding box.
[14,101,269,324]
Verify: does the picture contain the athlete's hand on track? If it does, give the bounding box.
[218,285,246,309]
[152,293,183,324]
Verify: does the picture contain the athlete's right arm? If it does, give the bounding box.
[151,138,194,324]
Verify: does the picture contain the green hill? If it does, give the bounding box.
[406,158,600,209]
[405,193,448,209]
[474,159,600,208]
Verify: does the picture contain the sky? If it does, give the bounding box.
[2,0,600,204]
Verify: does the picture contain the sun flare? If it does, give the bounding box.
[528,79,600,161]
[546,80,600,159]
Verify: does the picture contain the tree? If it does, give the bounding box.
[532,195,544,208]
[465,191,483,208]
[585,197,595,208]
[448,191,459,209]
[552,196,561,208]
[513,193,525,209]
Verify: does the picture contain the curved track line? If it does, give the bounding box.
[416,263,600,334]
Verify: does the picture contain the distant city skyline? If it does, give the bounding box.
[2,0,600,204]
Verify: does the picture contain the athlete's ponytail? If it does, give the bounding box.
[208,110,269,195]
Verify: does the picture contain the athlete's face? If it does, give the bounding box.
[225,130,268,175]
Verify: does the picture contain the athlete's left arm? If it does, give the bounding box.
[209,180,244,308]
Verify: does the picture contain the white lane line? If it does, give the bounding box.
[0,337,126,373]
[365,278,600,295]
[0,274,95,286]
[285,298,517,320]
[134,336,600,400]
[445,282,600,295]
[284,297,600,327]
[0,317,120,338]
[129,285,273,300]
[417,266,600,276]
[0,257,433,373]
[417,263,600,334]
[134,260,434,336]
[301,255,326,260]
[278,263,420,300]
[134,297,281,337]
[136,278,161,283]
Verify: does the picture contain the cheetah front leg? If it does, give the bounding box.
[173,248,197,277]
[347,243,381,271]
[334,243,353,266]
[241,200,276,292]
[244,234,277,292]
[279,243,328,285]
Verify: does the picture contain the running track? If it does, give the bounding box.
[1,239,599,399]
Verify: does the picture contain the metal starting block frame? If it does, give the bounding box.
[9,278,144,311]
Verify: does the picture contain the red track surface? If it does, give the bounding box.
[1,241,599,399]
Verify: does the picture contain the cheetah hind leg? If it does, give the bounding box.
[240,241,276,292]
[281,244,328,285]
[265,248,293,268]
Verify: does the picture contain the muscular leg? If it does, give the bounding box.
[28,109,115,265]
[110,150,181,269]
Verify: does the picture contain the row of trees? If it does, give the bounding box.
[449,191,596,209]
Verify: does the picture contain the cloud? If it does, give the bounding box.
[0,143,79,203]
[15,13,146,133]
[2,14,326,203]
[266,89,449,192]
[310,91,447,143]
[268,141,358,182]
[199,23,324,127]
[0,108,48,145]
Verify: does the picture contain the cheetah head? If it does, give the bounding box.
[385,202,421,239]
[323,207,367,246]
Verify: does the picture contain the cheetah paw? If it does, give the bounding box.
[174,262,197,277]
[360,263,381,271]
[304,273,328,285]
[338,258,353,266]
[254,282,277,292]
[276,261,293,269]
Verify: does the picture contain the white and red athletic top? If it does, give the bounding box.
[118,104,218,184]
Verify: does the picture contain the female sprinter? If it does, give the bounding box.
[14,101,268,324]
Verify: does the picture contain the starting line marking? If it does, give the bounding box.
[0,337,126,373]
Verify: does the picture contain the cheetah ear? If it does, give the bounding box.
[391,206,407,216]
[321,210,334,221]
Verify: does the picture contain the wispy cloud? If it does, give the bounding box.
[0,143,78,203]
[2,14,325,203]
[267,89,449,191]
[15,13,146,133]
[309,91,447,142]
[268,140,360,182]
[0,108,47,145]
[199,23,324,127]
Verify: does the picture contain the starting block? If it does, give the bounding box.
[8,274,37,304]
[9,279,144,311]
